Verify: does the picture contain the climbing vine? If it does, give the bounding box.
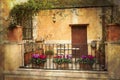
[10,0,54,24]
[9,0,113,24]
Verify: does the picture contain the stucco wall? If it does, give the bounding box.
[0,0,10,43]
[0,0,10,79]
[106,43,120,79]
[105,24,120,80]
[36,8,102,44]
[4,43,23,71]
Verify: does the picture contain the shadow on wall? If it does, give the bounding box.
[0,44,4,80]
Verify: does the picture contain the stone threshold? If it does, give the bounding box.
[4,68,108,80]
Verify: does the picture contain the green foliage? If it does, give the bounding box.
[31,58,46,64]
[53,58,72,65]
[77,55,96,65]
[53,55,72,65]
[45,50,54,55]
[10,0,113,18]
[10,0,40,19]
[10,0,54,24]
[9,0,114,24]
[8,23,17,30]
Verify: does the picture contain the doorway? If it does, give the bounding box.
[70,24,88,57]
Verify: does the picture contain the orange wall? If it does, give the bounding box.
[36,8,102,43]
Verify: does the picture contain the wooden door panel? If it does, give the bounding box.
[72,27,87,43]
[71,25,88,57]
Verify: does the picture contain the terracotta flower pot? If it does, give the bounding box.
[8,25,22,42]
[32,63,45,68]
[79,63,92,70]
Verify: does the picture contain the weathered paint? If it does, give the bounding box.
[36,8,102,44]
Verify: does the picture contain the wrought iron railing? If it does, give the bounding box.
[21,42,107,71]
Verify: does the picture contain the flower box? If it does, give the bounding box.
[79,63,92,70]
[32,63,45,68]
[31,53,47,68]
[55,63,69,69]
[77,55,96,70]
[53,54,72,69]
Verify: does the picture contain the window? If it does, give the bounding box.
[22,16,33,40]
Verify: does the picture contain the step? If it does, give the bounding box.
[4,69,109,80]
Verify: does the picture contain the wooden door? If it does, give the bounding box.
[70,24,88,57]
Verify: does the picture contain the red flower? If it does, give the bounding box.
[87,55,95,60]
[53,55,62,58]
[39,54,46,59]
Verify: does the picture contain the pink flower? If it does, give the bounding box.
[87,55,95,60]
[66,54,72,59]
[81,55,87,59]
[32,53,40,58]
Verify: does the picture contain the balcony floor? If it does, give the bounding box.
[4,68,108,80]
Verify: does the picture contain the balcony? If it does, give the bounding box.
[21,42,106,71]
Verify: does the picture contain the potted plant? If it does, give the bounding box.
[31,53,47,68]
[76,55,96,70]
[7,23,22,42]
[53,54,72,69]
[45,50,54,58]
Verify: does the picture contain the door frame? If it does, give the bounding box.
[69,24,89,57]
